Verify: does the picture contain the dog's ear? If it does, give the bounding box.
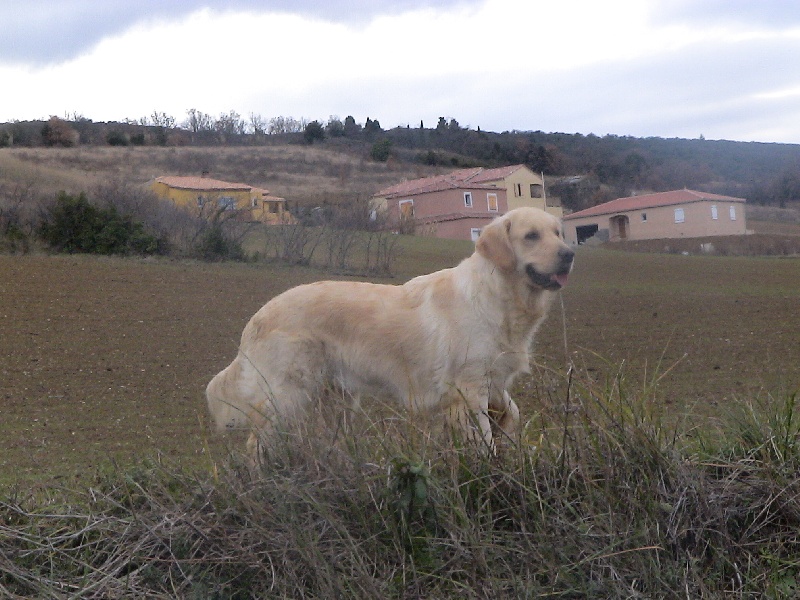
[476,217,516,272]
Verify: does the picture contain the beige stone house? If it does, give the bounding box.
[372,164,559,241]
[465,164,562,217]
[563,189,747,245]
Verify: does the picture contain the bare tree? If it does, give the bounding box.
[182,108,214,134]
[267,116,307,135]
[150,111,176,129]
[215,110,246,137]
[249,112,267,136]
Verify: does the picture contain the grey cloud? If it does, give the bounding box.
[2,0,473,65]
[470,34,800,141]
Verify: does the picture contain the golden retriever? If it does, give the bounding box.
[206,207,574,454]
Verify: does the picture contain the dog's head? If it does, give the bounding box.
[476,207,575,291]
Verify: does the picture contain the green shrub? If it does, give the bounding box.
[194,222,244,261]
[39,191,161,255]
[303,120,325,144]
[370,138,392,162]
[106,130,129,146]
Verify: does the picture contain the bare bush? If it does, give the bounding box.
[0,181,42,252]
[363,227,401,276]
[320,198,402,275]
[263,220,325,265]
[323,201,367,271]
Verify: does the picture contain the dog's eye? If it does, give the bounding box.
[525,231,540,241]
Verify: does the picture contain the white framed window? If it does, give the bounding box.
[487,193,499,212]
[470,228,482,242]
[729,205,737,220]
[514,183,522,197]
[674,208,685,223]
[711,205,718,220]
[398,199,414,219]
[641,212,647,222]
[464,192,473,207]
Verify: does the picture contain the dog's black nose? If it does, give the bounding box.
[559,247,575,266]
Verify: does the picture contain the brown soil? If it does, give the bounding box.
[1,249,799,486]
[0,255,322,486]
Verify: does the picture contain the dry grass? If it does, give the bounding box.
[3,379,800,598]
[0,144,442,207]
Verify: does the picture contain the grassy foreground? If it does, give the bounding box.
[3,366,800,598]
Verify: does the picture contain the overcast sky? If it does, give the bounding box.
[3,0,800,143]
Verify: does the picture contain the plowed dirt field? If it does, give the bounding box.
[2,250,799,486]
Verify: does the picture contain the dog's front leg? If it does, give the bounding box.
[489,390,520,437]
[447,385,495,453]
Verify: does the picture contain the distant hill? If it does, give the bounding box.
[2,115,799,211]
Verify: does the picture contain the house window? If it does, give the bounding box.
[218,197,236,211]
[530,184,543,198]
[399,199,414,219]
[252,198,258,208]
[464,192,473,207]
[487,193,499,212]
[470,228,482,242]
[514,183,522,197]
[674,208,685,223]
[197,196,205,208]
[641,212,647,222]
[729,205,737,220]
[711,205,718,220]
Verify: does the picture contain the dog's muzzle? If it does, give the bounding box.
[526,248,575,290]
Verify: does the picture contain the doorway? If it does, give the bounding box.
[610,215,630,240]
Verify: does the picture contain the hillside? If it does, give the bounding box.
[3,116,800,212]
[0,144,441,209]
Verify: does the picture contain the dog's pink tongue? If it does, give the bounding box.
[552,273,570,288]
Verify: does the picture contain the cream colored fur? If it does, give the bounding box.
[206,207,574,453]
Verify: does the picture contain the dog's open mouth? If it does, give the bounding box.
[525,264,570,290]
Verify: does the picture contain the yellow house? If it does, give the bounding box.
[466,164,562,217]
[250,187,294,224]
[152,176,292,223]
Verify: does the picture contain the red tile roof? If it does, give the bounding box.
[252,187,284,201]
[564,189,746,220]
[374,165,532,199]
[416,211,500,225]
[468,164,528,183]
[155,176,251,191]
